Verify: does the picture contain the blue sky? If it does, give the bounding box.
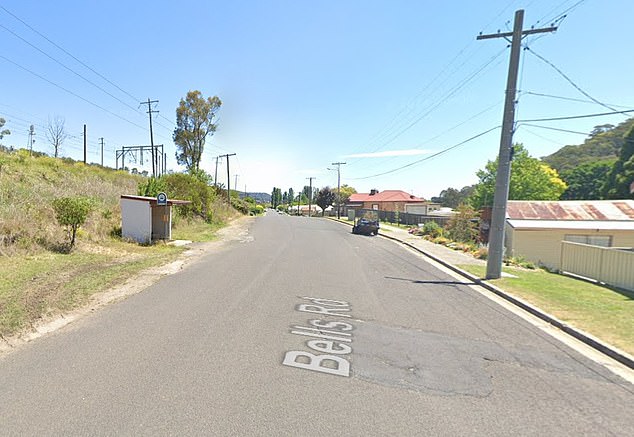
[1,0,632,199]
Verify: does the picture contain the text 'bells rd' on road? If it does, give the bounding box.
[282,297,355,377]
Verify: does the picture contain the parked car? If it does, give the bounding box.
[352,217,379,236]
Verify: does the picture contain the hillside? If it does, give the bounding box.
[0,148,244,338]
[542,118,634,173]
[0,148,142,255]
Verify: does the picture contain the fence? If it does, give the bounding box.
[354,209,451,227]
[560,241,634,292]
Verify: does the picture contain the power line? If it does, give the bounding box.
[0,54,147,130]
[521,91,632,108]
[348,126,500,180]
[519,123,590,135]
[348,47,508,168]
[0,23,145,117]
[525,46,620,113]
[518,109,634,123]
[0,5,141,103]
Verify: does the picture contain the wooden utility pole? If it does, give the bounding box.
[214,156,221,187]
[83,124,87,164]
[477,9,557,279]
[307,177,315,217]
[331,162,346,219]
[219,153,236,204]
[141,98,159,177]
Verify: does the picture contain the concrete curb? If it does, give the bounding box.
[333,217,634,370]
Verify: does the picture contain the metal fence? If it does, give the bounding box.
[560,241,634,292]
[354,209,451,227]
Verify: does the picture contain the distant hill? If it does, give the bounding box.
[542,118,634,173]
[241,192,271,203]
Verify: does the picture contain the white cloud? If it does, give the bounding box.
[345,149,432,158]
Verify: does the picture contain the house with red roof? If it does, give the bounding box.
[346,189,438,214]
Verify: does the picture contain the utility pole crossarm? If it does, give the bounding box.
[476,26,557,40]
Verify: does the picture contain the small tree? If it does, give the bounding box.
[0,117,10,141]
[46,116,68,158]
[445,204,478,243]
[52,196,93,250]
[315,187,335,216]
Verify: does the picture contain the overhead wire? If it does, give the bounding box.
[348,126,500,180]
[518,109,634,123]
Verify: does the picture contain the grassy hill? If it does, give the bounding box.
[0,148,142,255]
[0,148,236,338]
[542,118,634,173]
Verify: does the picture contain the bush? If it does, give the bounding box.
[445,204,479,243]
[52,196,94,250]
[504,255,536,270]
[422,221,443,238]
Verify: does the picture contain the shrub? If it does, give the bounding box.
[473,246,488,260]
[504,255,536,270]
[422,221,443,238]
[445,204,479,243]
[52,196,94,250]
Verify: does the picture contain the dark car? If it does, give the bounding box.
[352,217,380,236]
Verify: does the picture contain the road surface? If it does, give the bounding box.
[1,212,632,435]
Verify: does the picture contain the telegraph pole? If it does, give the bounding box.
[83,124,87,164]
[27,125,35,156]
[234,174,239,195]
[478,9,557,279]
[214,156,221,187]
[141,98,159,177]
[331,162,346,219]
[219,153,236,204]
[99,137,104,166]
[307,177,315,217]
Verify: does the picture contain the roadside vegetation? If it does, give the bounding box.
[0,147,255,338]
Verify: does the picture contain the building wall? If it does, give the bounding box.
[151,204,172,240]
[506,225,634,270]
[121,198,152,244]
[361,200,427,212]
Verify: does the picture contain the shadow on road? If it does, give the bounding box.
[384,276,478,286]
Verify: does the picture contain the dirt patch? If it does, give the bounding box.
[0,215,255,356]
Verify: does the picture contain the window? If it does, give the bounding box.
[372,204,379,210]
[564,234,612,247]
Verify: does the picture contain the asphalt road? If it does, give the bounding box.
[1,212,633,436]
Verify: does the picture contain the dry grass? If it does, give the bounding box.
[0,149,239,337]
[0,150,141,254]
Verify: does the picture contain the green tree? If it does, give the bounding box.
[287,188,295,207]
[560,160,613,200]
[271,187,282,209]
[603,126,634,199]
[431,185,475,208]
[0,118,10,140]
[173,90,222,173]
[315,186,335,216]
[336,184,356,206]
[542,119,634,173]
[469,144,567,209]
[52,196,93,250]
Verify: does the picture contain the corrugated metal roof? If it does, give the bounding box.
[506,200,634,221]
[349,190,425,203]
[508,220,634,230]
